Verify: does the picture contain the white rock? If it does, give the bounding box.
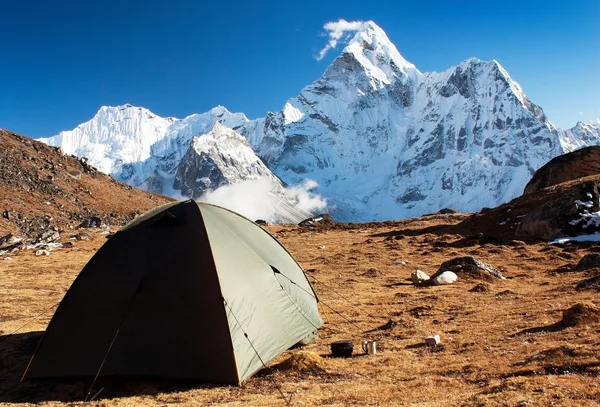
[425,335,441,346]
[4,257,11,261]
[411,269,430,285]
[35,250,50,256]
[432,271,457,285]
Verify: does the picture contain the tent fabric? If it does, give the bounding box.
[25,200,323,384]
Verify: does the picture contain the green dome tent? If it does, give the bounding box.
[24,200,323,384]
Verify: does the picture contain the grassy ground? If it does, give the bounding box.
[1,215,599,406]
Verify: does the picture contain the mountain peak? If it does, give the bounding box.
[335,21,420,86]
[93,104,155,119]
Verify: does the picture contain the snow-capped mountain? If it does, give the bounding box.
[245,21,597,219]
[169,122,284,199]
[40,104,257,196]
[559,122,600,152]
[40,21,600,221]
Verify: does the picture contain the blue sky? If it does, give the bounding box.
[1,0,598,137]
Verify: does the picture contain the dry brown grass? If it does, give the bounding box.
[1,215,600,406]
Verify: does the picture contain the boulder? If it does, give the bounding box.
[78,216,104,228]
[35,229,60,244]
[35,249,50,256]
[523,146,600,195]
[516,181,600,240]
[431,271,457,285]
[411,269,430,285]
[298,214,335,228]
[432,256,505,280]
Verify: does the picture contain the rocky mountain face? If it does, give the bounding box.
[39,21,600,222]
[170,123,284,199]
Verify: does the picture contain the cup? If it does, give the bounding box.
[362,340,377,355]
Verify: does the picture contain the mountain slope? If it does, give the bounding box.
[0,129,172,237]
[39,21,600,222]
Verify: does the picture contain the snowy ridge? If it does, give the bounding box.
[40,21,600,222]
[559,122,600,152]
[40,104,256,195]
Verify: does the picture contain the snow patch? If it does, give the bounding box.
[283,103,305,125]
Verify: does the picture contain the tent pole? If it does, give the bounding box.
[84,328,120,402]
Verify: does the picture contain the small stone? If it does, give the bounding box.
[35,250,50,256]
[432,271,458,285]
[411,270,430,285]
[71,232,91,241]
[4,257,11,261]
[363,268,380,277]
[393,260,407,265]
[425,335,440,346]
[469,282,491,293]
[62,241,74,248]
[318,245,325,249]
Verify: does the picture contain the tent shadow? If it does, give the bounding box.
[0,331,220,404]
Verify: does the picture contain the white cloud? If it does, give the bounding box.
[199,177,327,224]
[315,19,366,61]
[578,111,584,116]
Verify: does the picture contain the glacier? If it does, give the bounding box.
[39,21,600,222]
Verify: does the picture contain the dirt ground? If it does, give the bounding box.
[1,214,599,406]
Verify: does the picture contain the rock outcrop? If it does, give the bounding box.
[523,146,600,195]
[432,256,505,280]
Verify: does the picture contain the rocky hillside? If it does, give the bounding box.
[0,129,172,238]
